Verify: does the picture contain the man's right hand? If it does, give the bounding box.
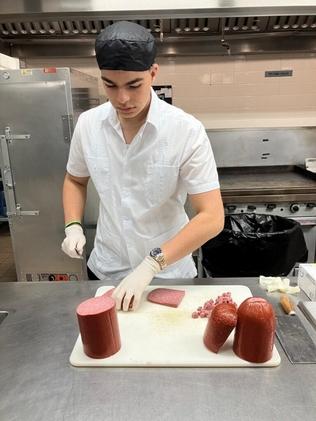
[61,225,86,258]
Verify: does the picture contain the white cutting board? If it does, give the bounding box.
[70,285,281,367]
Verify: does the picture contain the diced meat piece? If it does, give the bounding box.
[203,303,238,353]
[147,288,185,308]
[76,295,121,359]
[233,297,275,363]
[192,311,199,319]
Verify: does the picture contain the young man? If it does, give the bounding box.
[62,21,224,311]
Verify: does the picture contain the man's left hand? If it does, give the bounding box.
[112,256,161,311]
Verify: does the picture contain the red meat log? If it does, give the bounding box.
[203,303,238,353]
[76,295,121,359]
[233,297,276,363]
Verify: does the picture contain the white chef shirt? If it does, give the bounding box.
[66,88,220,282]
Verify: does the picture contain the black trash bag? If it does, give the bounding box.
[202,213,308,277]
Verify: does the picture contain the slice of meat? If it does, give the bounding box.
[203,303,238,353]
[233,297,276,363]
[147,288,185,308]
[76,295,121,359]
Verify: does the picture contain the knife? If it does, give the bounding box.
[276,294,316,363]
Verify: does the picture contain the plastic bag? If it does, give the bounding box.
[202,213,308,277]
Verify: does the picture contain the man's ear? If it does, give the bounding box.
[150,63,159,81]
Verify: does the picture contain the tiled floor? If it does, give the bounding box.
[0,222,17,282]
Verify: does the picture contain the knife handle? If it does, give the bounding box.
[280,294,296,315]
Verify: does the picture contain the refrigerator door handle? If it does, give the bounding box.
[3,167,14,189]
[0,128,39,217]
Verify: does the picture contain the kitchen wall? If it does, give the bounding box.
[25,52,316,118]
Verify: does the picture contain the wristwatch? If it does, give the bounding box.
[149,247,167,270]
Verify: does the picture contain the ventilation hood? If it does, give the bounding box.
[1,1,316,57]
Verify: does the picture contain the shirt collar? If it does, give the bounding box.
[102,87,161,132]
[146,88,161,131]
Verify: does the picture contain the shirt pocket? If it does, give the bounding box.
[145,163,179,207]
[86,156,110,195]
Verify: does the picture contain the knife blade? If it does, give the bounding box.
[276,315,316,363]
[277,295,316,363]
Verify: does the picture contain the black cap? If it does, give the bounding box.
[95,21,157,71]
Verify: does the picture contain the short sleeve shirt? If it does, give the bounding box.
[67,89,220,282]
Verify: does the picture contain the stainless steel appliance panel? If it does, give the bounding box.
[1,1,316,16]
[0,68,98,281]
[209,127,316,168]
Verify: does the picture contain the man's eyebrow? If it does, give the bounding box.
[101,76,114,84]
[101,76,144,85]
[126,78,143,85]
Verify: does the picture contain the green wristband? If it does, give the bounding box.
[65,221,82,229]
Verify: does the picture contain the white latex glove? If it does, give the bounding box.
[112,256,161,311]
[61,225,86,259]
[259,275,300,294]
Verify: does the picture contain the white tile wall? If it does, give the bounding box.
[26,52,316,115]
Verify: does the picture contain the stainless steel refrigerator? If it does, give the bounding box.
[0,67,99,281]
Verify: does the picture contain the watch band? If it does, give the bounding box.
[149,247,167,270]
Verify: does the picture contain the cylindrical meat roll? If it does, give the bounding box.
[76,295,121,359]
[203,303,238,353]
[233,297,275,363]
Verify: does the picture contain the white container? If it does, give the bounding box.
[305,158,316,173]
[298,263,316,300]
[0,53,19,69]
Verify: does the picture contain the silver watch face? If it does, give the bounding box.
[150,247,162,258]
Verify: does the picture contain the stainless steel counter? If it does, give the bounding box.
[1,278,316,421]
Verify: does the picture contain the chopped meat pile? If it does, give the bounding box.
[192,292,237,319]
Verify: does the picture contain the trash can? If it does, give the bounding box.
[202,213,308,277]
